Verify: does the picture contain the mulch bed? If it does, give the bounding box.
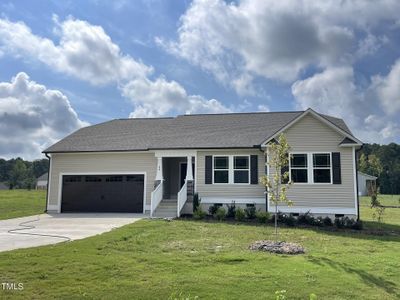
[249,240,305,255]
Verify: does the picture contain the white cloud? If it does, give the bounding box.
[292,66,360,120]
[0,72,87,159]
[159,0,400,94]
[372,59,400,115]
[292,65,400,143]
[122,77,231,117]
[0,16,240,119]
[257,104,270,112]
[0,17,152,85]
[356,33,388,58]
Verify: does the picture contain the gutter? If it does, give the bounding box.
[43,146,263,155]
[44,153,51,213]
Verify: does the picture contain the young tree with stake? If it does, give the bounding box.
[260,134,293,240]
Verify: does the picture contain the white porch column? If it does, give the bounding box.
[185,156,193,181]
[155,157,163,181]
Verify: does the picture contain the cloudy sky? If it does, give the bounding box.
[0,0,399,159]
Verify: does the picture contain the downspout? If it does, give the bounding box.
[44,153,51,213]
[257,145,268,212]
[355,145,363,221]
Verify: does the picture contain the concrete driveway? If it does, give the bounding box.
[0,213,145,252]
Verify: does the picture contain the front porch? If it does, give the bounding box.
[150,152,195,218]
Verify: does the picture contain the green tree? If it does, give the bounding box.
[260,134,293,240]
[32,159,49,178]
[359,143,400,194]
[359,153,383,178]
[8,159,28,189]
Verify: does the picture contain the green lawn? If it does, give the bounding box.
[0,195,399,299]
[0,189,46,220]
[360,195,400,233]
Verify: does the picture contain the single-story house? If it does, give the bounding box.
[43,108,363,219]
[357,171,377,196]
[36,173,48,190]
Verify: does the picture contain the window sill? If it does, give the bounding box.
[212,183,251,185]
[292,182,333,185]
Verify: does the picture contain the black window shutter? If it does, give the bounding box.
[205,156,212,184]
[250,155,258,184]
[332,152,341,184]
[281,153,289,184]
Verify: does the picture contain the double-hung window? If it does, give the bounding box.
[313,153,332,183]
[214,156,229,183]
[234,156,249,183]
[290,154,308,183]
[213,155,250,184]
[289,153,333,184]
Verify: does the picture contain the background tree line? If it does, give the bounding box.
[0,158,49,189]
[358,143,400,195]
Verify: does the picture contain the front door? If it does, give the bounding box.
[180,163,195,188]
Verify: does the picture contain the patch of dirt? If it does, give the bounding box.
[249,240,305,255]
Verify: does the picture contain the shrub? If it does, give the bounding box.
[235,207,245,221]
[334,217,345,229]
[208,204,221,216]
[283,214,296,227]
[343,217,354,228]
[215,207,226,220]
[297,211,311,225]
[334,216,363,230]
[323,216,333,226]
[193,208,206,220]
[193,193,200,213]
[244,205,256,219]
[305,214,316,226]
[255,211,270,223]
[352,219,363,230]
[226,202,236,218]
[314,216,324,227]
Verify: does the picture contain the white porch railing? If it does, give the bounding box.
[150,181,163,217]
[177,181,188,218]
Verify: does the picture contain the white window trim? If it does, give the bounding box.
[289,152,333,185]
[289,153,308,184]
[312,153,333,184]
[213,155,230,184]
[233,155,250,184]
[212,155,251,185]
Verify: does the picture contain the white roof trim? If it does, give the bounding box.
[260,108,363,146]
[357,171,377,180]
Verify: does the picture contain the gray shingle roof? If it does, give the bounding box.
[37,173,48,181]
[43,111,356,153]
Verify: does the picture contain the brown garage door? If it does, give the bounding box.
[61,174,144,213]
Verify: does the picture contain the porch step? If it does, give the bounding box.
[153,198,178,218]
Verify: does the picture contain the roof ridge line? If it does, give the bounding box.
[179,110,305,117]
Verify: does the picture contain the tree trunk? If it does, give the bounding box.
[275,202,278,241]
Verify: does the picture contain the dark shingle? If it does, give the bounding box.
[43,111,357,153]
[36,173,48,181]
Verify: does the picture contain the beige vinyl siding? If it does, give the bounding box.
[277,114,356,210]
[196,149,265,199]
[48,152,157,210]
